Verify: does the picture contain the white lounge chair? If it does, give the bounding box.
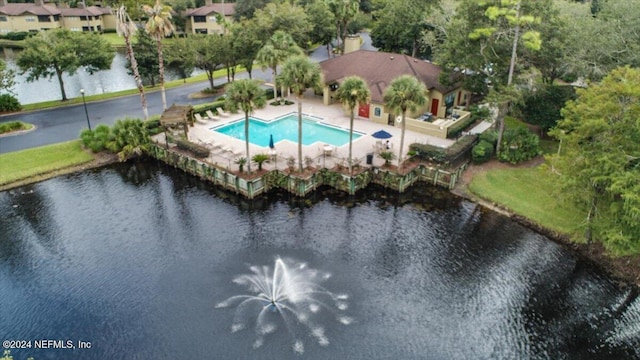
[216,107,230,117]
[206,110,219,121]
[194,113,208,124]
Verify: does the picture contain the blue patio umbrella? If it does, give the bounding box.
[269,134,275,149]
[371,130,393,139]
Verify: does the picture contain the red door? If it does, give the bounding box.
[358,103,370,118]
[430,99,439,117]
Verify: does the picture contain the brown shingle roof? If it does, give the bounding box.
[184,3,235,17]
[320,50,459,103]
[60,6,112,16]
[0,3,60,16]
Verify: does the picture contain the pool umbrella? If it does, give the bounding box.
[371,130,393,139]
[269,134,275,149]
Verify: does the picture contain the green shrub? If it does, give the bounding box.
[379,150,396,165]
[144,118,162,135]
[0,94,22,112]
[193,99,227,114]
[498,127,540,164]
[80,124,112,152]
[479,129,498,146]
[252,153,270,170]
[410,134,478,164]
[102,28,117,34]
[202,85,225,94]
[176,138,210,158]
[472,140,494,164]
[235,157,247,172]
[5,31,29,41]
[0,120,25,134]
[469,105,491,121]
[447,113,477,138]
[110,118,151,160]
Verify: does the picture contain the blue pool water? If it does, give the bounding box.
[213,114,362,147]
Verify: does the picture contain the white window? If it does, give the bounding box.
[208,16,217,22]
[25,16,36,22]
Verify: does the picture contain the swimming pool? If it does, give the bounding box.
[212,114,363,147]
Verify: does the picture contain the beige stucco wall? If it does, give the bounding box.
[60,15,103,31]
[0,12,115,33]
[185,13,231,34]
[0,14,60,32]
[102,14,116,31]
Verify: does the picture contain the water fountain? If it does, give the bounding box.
[216,257,352,354]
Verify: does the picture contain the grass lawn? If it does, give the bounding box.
[100,33,125,47]
[469,166,584,238]
[504,116,529,130]
[0,140,94,186]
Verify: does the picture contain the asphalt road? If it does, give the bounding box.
[0,32,374,154]
[0,76,250,154]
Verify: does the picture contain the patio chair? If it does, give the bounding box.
[216,107,230,117]
[206,110,220,121]
[194,113,208,124]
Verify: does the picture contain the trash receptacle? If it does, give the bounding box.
[366,152,374,165]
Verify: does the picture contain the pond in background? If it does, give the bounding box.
[0,161,638,359]
[2,49,202,104]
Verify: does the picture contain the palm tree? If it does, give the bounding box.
[383,75,427,167]
[224,79,267,174]
[279,56,321,172]
[143,0,175,111]
[116,6,148,120]
[334,76,370,174]
[255,31,303,103]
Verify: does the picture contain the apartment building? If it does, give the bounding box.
[0,0,114,34]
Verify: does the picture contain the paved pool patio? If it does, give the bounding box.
[185,93,456,172]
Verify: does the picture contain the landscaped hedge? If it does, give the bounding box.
[472,140,494,164]
[2,31,29,41]
[447,114,477,138]
[410,134,478,165]
[447,105,491,139]
[176,138,210,158]
[193,98,227,115]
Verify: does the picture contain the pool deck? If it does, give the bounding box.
[186,94,455,172]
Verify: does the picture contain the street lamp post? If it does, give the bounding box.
[80,89,91,131]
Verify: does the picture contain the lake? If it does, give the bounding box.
[3,50,201,105]
[0,161,638,359]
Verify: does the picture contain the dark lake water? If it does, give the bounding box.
[1,162,639,359]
